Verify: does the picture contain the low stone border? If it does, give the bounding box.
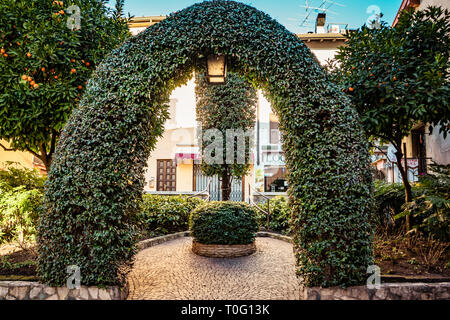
[192,240,256,258]
[138,231,190,251]
[256,231,292,243]
[0,281,128,300]
[300,282,450,300]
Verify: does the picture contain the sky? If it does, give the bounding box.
[114,0,403,34]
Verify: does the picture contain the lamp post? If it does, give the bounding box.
[206,54,227,84]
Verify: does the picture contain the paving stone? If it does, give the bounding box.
[127,237,299,300]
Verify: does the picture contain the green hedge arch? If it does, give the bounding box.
[38,0,374,287]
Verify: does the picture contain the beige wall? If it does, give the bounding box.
[0,140,34,170]
[143,127,196,192]
[425,124,450,165]
[418,0,450,10]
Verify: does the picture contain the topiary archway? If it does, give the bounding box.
[38,0,374,288]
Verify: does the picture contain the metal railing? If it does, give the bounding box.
[248,184,271,231]
[188,178,212,201]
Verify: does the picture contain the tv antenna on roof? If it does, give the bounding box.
[299,0,345,28]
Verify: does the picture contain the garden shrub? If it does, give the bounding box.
[40,0,373,287]
[190,202,258,245]
[396,164,449,241]
[256,196,291,235]
[0,164,44,244]
[372,180,405,232]
[136,195,204,238]
[0,162,45,191]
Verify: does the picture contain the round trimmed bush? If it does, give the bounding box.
[190,202,258,245]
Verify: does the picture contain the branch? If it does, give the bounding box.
[0,142,14,152]
[25,147,43,161]
[370,143,388,157]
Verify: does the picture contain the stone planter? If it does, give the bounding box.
[192,240,256,258]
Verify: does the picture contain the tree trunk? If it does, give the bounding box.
[221,167,232,201]
[394,148,412,232]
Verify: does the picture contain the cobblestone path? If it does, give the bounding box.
[127,237,300,300]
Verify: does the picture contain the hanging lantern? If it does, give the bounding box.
[206,54,227,84]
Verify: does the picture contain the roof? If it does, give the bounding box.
[128,16,166,29]
[127,16,347,42]
[392,0,421,26]
[296,33,347,42]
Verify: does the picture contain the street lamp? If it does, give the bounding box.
[206,54,227,84]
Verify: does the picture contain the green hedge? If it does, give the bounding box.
[40,0,373,287]
[190,201,258,245]
[256,196,291,235]
[136,195,204,238]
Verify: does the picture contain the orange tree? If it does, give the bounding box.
[330,7,450,208]
[0,0,130,171]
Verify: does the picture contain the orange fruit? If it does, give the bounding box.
[21,75,27,80]
[41,67,45,72]
[351,66,355,70]
[0,48,5,54]
[26,52,32,58]
[54,75,58,79]
[30,80,35,86]
[349,87,354,92]
[16,42,20,46]
[77,85,83,90]
[33,83,39,89]
[85,62,90,67]
[70,58,75,63]
[59,10,64,15]
[27,76,32,82]
[393,76,397,81]
[81,59,85,64]
[3,53,7,58]
[70,68,76,74]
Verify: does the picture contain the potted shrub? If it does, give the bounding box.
[189,201,259,258]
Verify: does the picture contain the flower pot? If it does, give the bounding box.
[192,240,256,258]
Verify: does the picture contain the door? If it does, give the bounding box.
[193,164,243,201]
[157,159,177,191]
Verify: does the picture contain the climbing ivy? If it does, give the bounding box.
[39,0,374,287]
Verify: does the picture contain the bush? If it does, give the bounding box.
[256,196,291,235]
[136,195,204,238]
[372,180,405,232]
[0,164,44,244]
[190,201,258,245]
[0,162,45,191]
[396,164,449,241]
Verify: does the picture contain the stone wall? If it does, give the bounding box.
[0,281,127,300]
[300,282,450,300]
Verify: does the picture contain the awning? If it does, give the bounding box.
[175,146,201,160]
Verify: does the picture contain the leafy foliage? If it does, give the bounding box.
[256,196,291,235]
[190,201,258,245]
[0,0,130,169]
[396,164,449,241]
[0,162,46,191]
[330,7,450,143]
[195,72,256,200]
[371,180,405,232]
[136,195,204,238]
[40,0,373,287]
[0,164,44,244]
